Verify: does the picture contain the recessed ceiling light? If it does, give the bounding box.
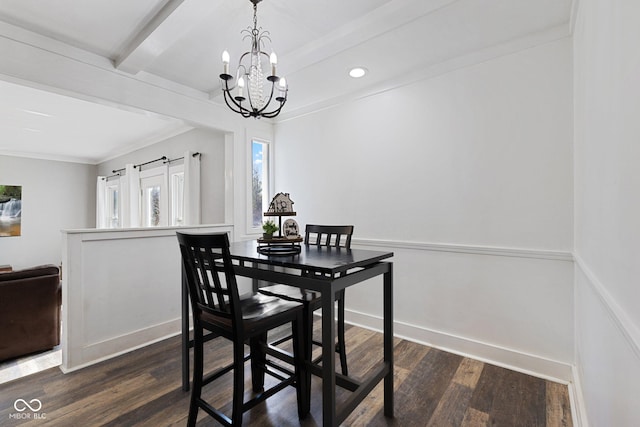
[349,67,367,78]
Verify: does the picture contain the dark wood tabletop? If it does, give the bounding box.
[228,240,394,276]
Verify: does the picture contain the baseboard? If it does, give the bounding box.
[61,318,181,373]
[344,308,573,384]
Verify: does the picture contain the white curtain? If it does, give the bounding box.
[121,164,141,228]
[183,151,201,225]
[96,176,107,228]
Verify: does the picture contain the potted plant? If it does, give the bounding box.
[262,220,279,239]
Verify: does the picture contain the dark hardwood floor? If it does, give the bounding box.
[0,321,572,426]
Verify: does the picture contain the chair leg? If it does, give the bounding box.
[187,325,204,427]
[292,315,309,419]
[302,304,313,415]
[250,332,267,392]
[232,338,245,426]
[337,290,348,376]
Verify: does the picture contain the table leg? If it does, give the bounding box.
[383,264,394,417]
[321,288,337,426]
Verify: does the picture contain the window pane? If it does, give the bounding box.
[144,185,161,227]
[108,187,119,228]
[140,172,167,228]
[252,141,269,228]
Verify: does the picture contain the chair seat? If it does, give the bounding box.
[201,292,303,333]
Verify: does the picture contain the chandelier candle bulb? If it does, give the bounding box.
[222,50,230,75]
[237,76,245,97]
[270,52,277,76]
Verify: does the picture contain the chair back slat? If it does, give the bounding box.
[304,224,354,249]
[177,232,241,326]
[195,246,229,312]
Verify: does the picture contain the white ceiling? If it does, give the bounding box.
[0,0,572,164]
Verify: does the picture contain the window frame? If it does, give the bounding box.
[247,137,273,235]
[105,178,121,229]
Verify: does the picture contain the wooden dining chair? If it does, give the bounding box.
[177,232,308,426]
[258,224,354,376]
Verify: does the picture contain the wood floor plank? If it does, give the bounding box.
[452,358,484,389]
[342,365,411,426]
[546,381,573,427]
[393,339,431,372]
[426,382,474,427]
[101,387,190,427]
[460,407,490,427]
[471,364,547,427]
[380,348,463,426]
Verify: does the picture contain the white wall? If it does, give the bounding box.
[573,0,640,425]
[97,128,227,224]
[0,155,95,269]
[275,38,574,379]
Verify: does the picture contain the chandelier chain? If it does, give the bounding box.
[253,3,258,31]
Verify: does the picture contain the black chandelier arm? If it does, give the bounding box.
[221,72,287,119]
[221,82,253,118]
[223,95,250,118]
[260,102,285,118]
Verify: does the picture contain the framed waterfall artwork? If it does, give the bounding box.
[0,185,22,237]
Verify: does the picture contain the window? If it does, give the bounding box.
[251,139,270,230]
[140,170,167,227]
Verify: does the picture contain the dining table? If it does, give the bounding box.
[181,239,394,426]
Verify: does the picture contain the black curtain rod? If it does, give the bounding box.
[102,172,121,181]
[165,152,201,164]
[134,156,167,169]
[109,152,201,174]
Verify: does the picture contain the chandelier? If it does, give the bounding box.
[220,0,288,119]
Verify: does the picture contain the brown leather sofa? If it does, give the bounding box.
[0,265,61,362]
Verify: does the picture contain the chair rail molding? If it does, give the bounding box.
[353,238,574,262]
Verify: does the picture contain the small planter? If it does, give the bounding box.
[262,220,279,240]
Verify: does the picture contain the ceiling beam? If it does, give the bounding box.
[115,0,218,75]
